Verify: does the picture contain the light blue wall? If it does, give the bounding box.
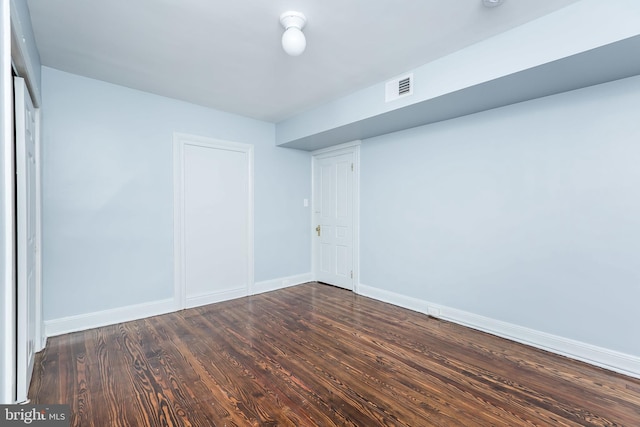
[361,75,640,357]
[41,67,310,321]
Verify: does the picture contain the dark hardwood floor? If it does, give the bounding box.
[30,282,640,426]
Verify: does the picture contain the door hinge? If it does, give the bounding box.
[351,163,354,172]
[350,270,353,279]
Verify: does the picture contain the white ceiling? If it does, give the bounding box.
[26,0,582,123]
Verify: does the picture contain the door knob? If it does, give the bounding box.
[315,225,321,236]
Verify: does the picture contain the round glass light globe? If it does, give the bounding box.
[282,27,306,56]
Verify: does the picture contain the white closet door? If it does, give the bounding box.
[174,134,254,309]
[15,77,38,402]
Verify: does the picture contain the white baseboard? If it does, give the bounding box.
[252,273,313,295]
[38,336,47,353]
[357,284,640,380]
[44,274,314,338]
[186,288,247,309]
[44,298,176,338]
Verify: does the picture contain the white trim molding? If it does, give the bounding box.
[34,107,44,353]
[44,274,314,338]
[358,283,640,380]
[185,288,247,309]
[44,298,176,338]
[1,0,17,405]
[311,139,361,156]
[253,273,313,295]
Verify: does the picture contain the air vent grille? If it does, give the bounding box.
[398,77,411,95]
[385,73,414,102]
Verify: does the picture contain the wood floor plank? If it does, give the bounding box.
[30,283,640,426]
[258,290,565,426]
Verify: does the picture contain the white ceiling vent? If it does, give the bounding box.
[385,73,414,102]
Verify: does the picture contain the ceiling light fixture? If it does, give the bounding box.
[280,11,307,56]
[483,0,505,7]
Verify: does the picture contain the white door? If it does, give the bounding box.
[15,77,38,402]
[313,145,358,290]
[174,134,254,309]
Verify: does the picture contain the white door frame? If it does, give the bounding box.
[1,3,16,404]
[34,108,43,352]
[311,141,360,292]
[173,133,254,310]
